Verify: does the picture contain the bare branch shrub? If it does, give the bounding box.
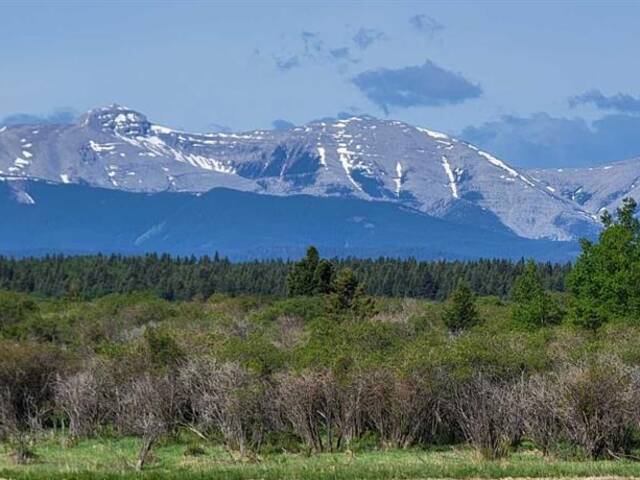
[179,358,266,454]
[552,355,639,459]
[521,374,562,455]
[0,387,46,464]
[275,370,348,452]
[363,369,441,448]
[0,387,17,443]
[114,373,179,470]
[452,373,521,459]
[55,360,115,439]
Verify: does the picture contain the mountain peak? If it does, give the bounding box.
[82,104,150,137]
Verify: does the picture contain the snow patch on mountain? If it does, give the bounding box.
[317,146,327,168]
[394,162,403,196]
[441,155,459,199]
[417,127,450,140]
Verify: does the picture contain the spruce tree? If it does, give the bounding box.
[313,259,335,294]
[443,281,479,333]
[327,268,375,319]
[286,246,320,296]
[511,260,561,328]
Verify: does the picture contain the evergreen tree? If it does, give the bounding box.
[330,268,360,310]
[443,281,480,333]
[511,261,562,328]
[327,268,375,319]
[567,197,640,329]
[313,259,335,294]
[286,246,320,296]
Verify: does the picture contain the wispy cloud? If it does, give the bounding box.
[300,31,325,58]
[273,55,301,72]
[1,108,77,126]
[352,27,385,50]
[270,27,381,73]
[409,14,444,38]
[352,61,481,114]
[569,89,640,114]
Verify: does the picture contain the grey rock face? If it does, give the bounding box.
[0,104,600,241]
[531,158,640,219]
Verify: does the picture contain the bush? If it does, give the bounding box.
[275,370,346,452]
[0,342,64,465]
[55,360,115,438]
[362,368,442,448]
[180,358,266,454]
[0,340,69,431]
[521,374,562,455]
[114,373,180,470]
[0,290,39,335]
[452,373,522,459]
[552,355,639,459]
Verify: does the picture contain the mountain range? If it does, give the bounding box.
[1,104,638,260]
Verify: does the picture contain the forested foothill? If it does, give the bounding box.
[1,199,640,478]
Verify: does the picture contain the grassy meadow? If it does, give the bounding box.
[4,437,640,480]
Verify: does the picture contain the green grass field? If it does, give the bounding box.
[3,437,640,480]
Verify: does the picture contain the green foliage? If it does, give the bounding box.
[94,292,177,327]
[0,290,39,332]
[442,281,480,333]
[511,261,563,328]
[250,296,326,325]
[0,340,70,429]
[291,314,410,372]
[143,327,185,370]
[446,319,550,379]
[211,331,286,375]
[567,198,640,329]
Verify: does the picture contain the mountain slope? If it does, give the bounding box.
[530,157,640,217]
[0,104,599,241]
[0,180,579,261]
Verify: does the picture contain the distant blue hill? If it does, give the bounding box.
[0,181,580,261]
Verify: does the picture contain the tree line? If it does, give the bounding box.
[0,253,570,301]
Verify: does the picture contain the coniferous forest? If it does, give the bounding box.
[0,254,570,301]
[0,199,640,479]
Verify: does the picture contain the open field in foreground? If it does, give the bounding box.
[3,439,640,480]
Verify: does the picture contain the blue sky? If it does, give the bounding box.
[1,1,640,167]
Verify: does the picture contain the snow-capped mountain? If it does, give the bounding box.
[0,104,601,241]
[531,158,640,219]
